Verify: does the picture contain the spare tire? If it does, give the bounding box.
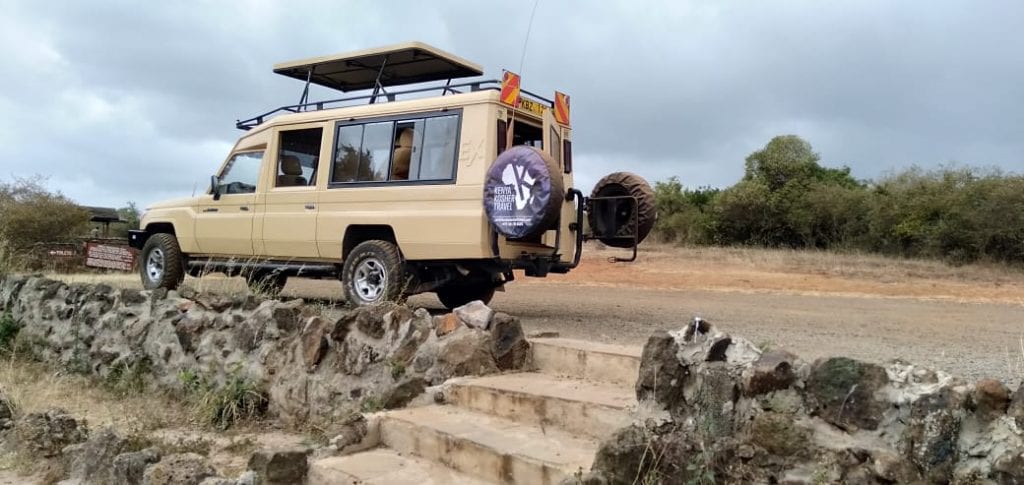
[588,172,657,248]
[484,145,565,239]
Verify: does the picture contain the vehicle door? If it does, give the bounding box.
[194,150,262,256]
[260,124,325,259]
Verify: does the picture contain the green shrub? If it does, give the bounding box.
[0,311,21,352]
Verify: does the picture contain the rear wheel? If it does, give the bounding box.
[436,284,496,310]
[139,233,185,290]
[342,240,405,306]
[246,270,287,297]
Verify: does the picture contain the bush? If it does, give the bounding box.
[653,135,1024,265]
[0,177,90,252]
[179,365,267,429]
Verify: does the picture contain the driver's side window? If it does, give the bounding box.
[217,151,264,195]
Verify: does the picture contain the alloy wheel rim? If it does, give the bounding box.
[353,257,387,302]
[146,248,165,282]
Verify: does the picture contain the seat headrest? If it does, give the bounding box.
[396,129,414,148]
[280,155,303,175]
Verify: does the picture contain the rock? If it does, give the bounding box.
[748,413,808,458]
[299,316,330,369]
[142,453,216,485]
[327,414,369,451]
[900,387,965,480]
[804,357,889,431]
[0,392,13,421]
[382,377,427,409]
[247,447,311,484]
[64,427,128,484]
[434,313,462,337]
[490,313,530,370]
[872,451,921,483]
[635,331,687,406]
[112,448,161,485]
[591,425,658,485]
[992,450,1024,484]
[973,378,1010,420]
[14,408,88,457]
[1009,384,1024,428]
[744,350,798,396]
[454,300,494,330]
[431,327,498,378]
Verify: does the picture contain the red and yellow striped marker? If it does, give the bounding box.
[554,91,571,125]
[500,70,521,107]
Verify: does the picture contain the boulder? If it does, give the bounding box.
[433,313,462,337]
[111,447,161,485]
[973,378,1010,420]
[247,447,311,484]
[635,331,687,406]
[382,377,427,409]
[142,453,216,485]
[64,427,128,484]
[14,408,88,457]
[299,316,330,370]
[489,313,530,370]
[1009,384,1024,428]
[804,357,889,431]
[743,350,798,396]
[431,327,498,379]
[454,300,494,330]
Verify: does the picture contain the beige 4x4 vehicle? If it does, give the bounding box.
[129,43,655,308]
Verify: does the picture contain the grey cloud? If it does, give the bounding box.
[0,0,1020,208]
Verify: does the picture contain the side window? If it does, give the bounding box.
[276,128,322,187]
[217,151,263,195]
[331,122,394,183]
[330,112,460,185]
[417,115,458,180]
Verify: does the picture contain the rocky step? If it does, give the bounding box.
[309,448,494,485]
[529,337,642,387]
[379,405,599,485]
[446,372,636,440]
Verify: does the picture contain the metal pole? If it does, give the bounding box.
[369,55,390,104]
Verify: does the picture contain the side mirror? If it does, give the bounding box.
[210,175,221,201]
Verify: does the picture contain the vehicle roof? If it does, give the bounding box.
[273,42,484,93]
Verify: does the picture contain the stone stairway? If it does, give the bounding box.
[309,338,642,485]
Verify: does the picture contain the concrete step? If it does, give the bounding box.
[447,372,635,440]
[379,405,598,485]
[530,337,642,387]
[308,448,495,485]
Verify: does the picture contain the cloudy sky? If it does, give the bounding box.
[1,0,1021,209]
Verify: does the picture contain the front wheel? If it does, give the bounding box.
[436,284,496,310]
[139,233,185,290]
[341,240,405,306]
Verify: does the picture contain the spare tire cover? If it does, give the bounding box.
[484,145,564,239]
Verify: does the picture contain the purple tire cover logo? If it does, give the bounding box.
[484,146,554,238]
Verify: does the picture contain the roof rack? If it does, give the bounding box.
[237,42,552,131]
[236,79,554,131]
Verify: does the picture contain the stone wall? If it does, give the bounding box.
[590,321,1024,484]
[0,275,529,424]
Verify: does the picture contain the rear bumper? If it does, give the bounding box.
[128,230,148,250]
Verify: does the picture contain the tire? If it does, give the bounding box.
[588,172,657,248]
[484,146,565,239]
[341,240,405,306]
[139,233,185,290]
[436,284,496,310]
[246,270,287,298]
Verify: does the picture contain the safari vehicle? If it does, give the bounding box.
[129,42,655,309]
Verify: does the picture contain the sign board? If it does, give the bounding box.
[554,91,570,125]
[85,242,136,271]
[500,70,521,106]
[516,97,546,116]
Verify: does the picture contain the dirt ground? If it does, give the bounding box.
[52,244,1024,385]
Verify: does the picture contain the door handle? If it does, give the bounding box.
[304,204,316,210]
[202,208,218,213]
[240,206,250,212]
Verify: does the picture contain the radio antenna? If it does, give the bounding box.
[506,0,541,148]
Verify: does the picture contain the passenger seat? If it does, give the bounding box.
[391,128,414,180]
[277,155,308,186]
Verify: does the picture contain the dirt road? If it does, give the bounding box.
[469,281,1024,386]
